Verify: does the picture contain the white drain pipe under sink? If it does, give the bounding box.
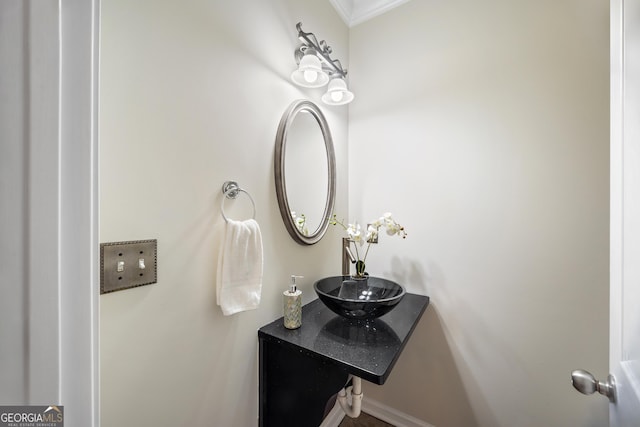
[337,375,363,418]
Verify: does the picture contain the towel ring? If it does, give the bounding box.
[221,181,256,222]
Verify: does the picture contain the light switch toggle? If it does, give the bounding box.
[138,258,146,270]
[117,261,125,272]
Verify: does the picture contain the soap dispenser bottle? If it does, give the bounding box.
[283,275,303,329]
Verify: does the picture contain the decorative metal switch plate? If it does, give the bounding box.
[100,239,157,294]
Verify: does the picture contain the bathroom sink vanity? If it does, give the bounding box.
[258,292,429,427]
[269,93,428,426]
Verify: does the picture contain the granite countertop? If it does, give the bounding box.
[258,293,430,384]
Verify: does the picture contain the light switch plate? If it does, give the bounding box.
[100,239,157,294]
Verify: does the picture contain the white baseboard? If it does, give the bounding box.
[362,398,435,427]
[319,402,345,427]
[319,397,435,427]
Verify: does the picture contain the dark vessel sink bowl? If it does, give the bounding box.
[313,276,406,320]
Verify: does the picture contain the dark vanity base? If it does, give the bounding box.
[259,340,349,427]
[258,293,429,427]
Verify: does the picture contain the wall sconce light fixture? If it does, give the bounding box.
[291,22,354,106]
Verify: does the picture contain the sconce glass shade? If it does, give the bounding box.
[321,77,354,106]
[291,51,329,88]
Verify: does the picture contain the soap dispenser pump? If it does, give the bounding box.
[283,275,303,329]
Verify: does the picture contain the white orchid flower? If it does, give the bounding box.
[386,221,401,236]
[292,211,309,235]
[366,224,378,242]
[370,217,383,228]
[330,212,406,278]
[379,212,401,236]
[347,222,364,245]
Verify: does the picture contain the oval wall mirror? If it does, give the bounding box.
[274,100,336,245]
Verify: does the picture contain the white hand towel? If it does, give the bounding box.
[216,218,263,316]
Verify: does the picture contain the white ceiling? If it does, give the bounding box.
[329,0,411,27]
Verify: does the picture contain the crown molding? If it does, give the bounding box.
[329,0,411,27]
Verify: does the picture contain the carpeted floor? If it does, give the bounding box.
[338,412,395,427]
